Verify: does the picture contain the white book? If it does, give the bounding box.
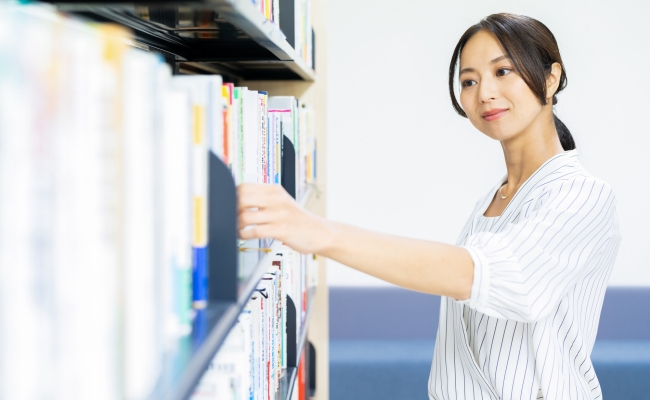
[266,267,282,389]
[261,274,277,393]
[239,310,253,400]
[305,0,312,68]
[257,281,269,399]
[73,20,123,400]
[278,255,289,369]
[243,89,260,184]
[269,97,298,193]
[249,295,262,400]
[122,48,160,400]
[231,87,242,184]
[191,320,245,399]
[0,10,44,399]
[269,96,297,144]
[257,92,268,183]
[273,0,279,25]
[162,88,193,338]
[170,75,211,310]
[268,112,275,185]
[170,76,210,233]
[274,115,282,184]
[294,0,304,60]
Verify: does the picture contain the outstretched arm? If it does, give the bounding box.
[237,184,473,300]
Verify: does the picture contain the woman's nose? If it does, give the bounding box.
[478,78,498,103]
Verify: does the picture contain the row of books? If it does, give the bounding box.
[0,5,315,400]
[215,83,316,197]
[251,0,314,70]
[252,0,279,24]
[192,246,318,400]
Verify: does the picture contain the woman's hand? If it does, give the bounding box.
[237,184,333,254]
[237,184,473,300]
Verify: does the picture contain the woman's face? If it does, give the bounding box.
[458,30,544,142]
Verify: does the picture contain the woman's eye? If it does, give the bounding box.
[461,79,476,88]
[496,68,512,77]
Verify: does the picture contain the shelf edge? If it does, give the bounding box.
[285,286,317,400]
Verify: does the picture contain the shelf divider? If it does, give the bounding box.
[281,133,296,199]
[209,152,238,302]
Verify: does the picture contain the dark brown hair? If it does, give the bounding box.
[449,13,575,151]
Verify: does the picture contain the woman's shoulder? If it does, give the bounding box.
[527,161,616,214]
[537,158,614,195]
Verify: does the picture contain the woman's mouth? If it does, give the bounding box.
[482,108,508,122]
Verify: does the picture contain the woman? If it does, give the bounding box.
[238,13,621,400]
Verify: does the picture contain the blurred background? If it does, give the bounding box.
[326,0,650,398]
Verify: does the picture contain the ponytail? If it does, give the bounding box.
[553,114,575,151]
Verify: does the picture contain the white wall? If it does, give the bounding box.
[326,0,650,287]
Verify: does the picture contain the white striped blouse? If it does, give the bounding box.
[428,150,621,400]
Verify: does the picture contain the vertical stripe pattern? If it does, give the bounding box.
[429,150,621,400]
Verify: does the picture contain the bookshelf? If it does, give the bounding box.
[148,181,317,400]
[27,0,329,399]
[50,0,316,81]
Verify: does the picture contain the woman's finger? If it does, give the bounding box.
[238,208,278,229]
[237,183,274,209]
[238,222,275,241]
[238,225,259,240]
[238,184,294,212]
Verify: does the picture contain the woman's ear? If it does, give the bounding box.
[546,62,562,102]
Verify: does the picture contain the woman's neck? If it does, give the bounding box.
[500,112,565,190]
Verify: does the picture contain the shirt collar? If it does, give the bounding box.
[477,149,580,220]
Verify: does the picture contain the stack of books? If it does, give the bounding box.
[192,245,318,400]
[0,5,316,400]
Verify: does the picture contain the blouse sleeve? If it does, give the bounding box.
[457,177,619,322]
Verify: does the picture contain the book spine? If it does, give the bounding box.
[258,92,268,184]
[297,351,306,400]
[260,289,268,400]
[191,99,208,310]
[221,84,230,166]
[275,115,281,184]
[122,48,159,400]
[256,92,263,184]
[243,89,260,184]
[225,83,235,170]
[209,78,224,161]
[234,88,245,185]
[162,88,193,338]
[268,113,272,186]
[273,0,279,24]
[251,296,262,399]
[230,87,242,185]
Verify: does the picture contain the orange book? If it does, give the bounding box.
[221,84,234,166]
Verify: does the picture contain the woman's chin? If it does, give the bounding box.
[479,128,517,143]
